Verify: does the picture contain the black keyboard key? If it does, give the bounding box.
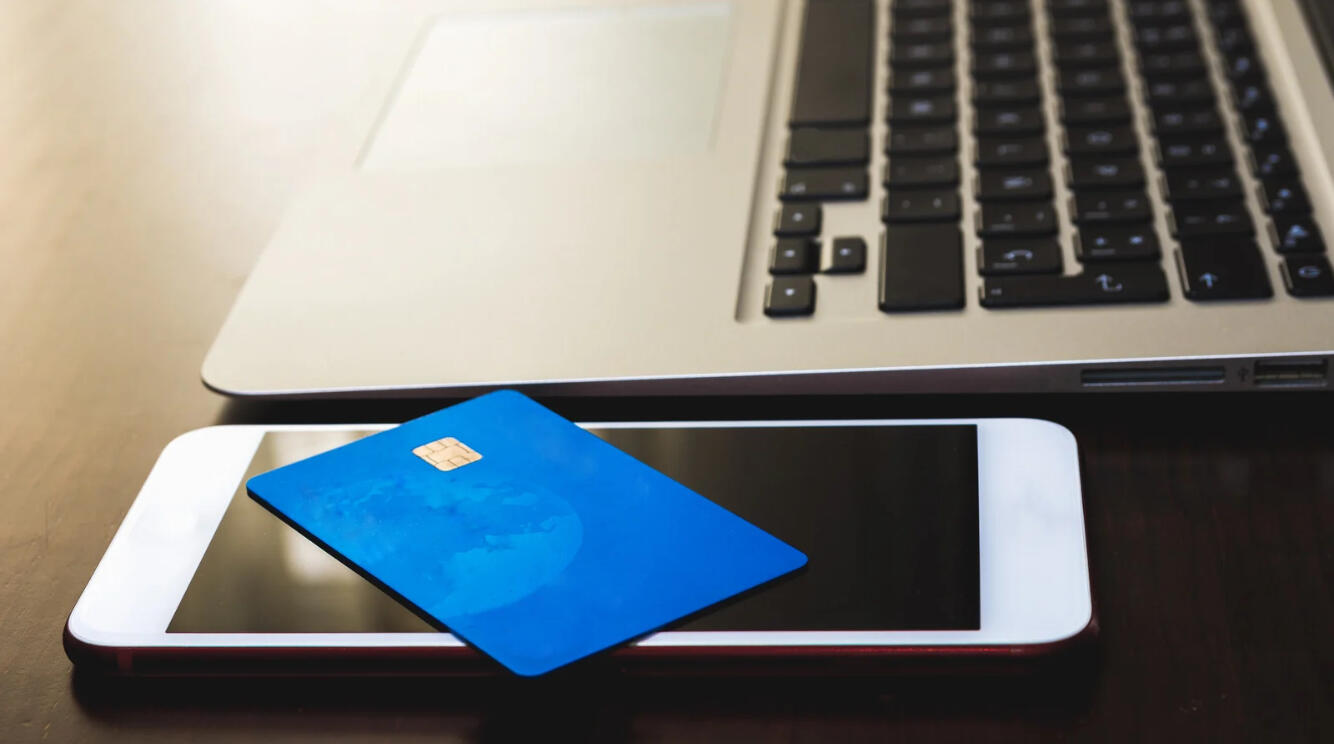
[1133,24,1198,52]
[1053,41,1119,68]
[888,96,957,124]
[1157,139,1232,168]
[1175,240,1273,300]
[1281,255,1334,297]
[785,128,869,166]
[1057,67,1126,97]
[893,0,952,17]
[765,276,816,317]
[969,2,1030,25]
[1160,168,1243,201]
[1067,158,1145,190]
[1238,110,1286,146]
[1128,0,1191,23]
[884,157,960,188]
[1151,108,1224,137]
[893,15,952,42]
[1060,97,1131,125]
[972,51,1037,79]
[1205,0,1247,27]
[970,24,1034,51]
[1139,52,1206,79]
[1076,224,1161,261]
[976,202,1059,236]
[883,190,961,222]
[781,168,869,201]
[973,79,1042,106]
[981,266,1170,307]
[1072,191,1152,223]
[1249,146,1297,178]
[975,137,1049,167]
[774,203,822,236]
[827,236,867,273]
[889,67,956,94]
[1257,178,1310,214]
[1144,79,1215,107]
[1048,0,1108,15]
[879,225,964,311]
[1269,216,1325,254]
[978,238,1063,275]
[976,169,1053,201]
[789,0,873,126]
[1230,80,1272,113]
[891,42,954,68]
[887,126,958,155]
[1050,16,1115,41]
[1170,201,1255,237]
[1214,25,1254,58]
[770,238,820,274]
[1065,126,1139,156]
[1223,52,1263,83]
[974,107,1045,136]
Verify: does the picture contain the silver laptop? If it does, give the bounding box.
[203,0,1334,397]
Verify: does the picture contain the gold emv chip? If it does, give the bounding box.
[413,437,483,471]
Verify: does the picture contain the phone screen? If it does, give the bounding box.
[169,425,980,633]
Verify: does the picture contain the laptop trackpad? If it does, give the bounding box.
[361,3,732,171]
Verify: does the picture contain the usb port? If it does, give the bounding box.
[1253,359,1328,387]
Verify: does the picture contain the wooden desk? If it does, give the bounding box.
[2,3,1330,741]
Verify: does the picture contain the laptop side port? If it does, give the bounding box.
[1080,367,1227,387]
[1252,359,1329,387]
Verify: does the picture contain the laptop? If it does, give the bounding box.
[203,0,1334,397]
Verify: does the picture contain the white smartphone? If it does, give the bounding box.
[66,419,1093,676]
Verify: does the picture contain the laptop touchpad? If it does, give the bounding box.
[361,3,732,171]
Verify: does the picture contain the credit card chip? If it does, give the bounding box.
[412,437,482,471]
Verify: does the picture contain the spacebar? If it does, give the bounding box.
[879,225,964,311]
[980,266,1170,308]
[789,0,873,126]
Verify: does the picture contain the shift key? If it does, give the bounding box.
[879,225,964,311]
[981,265,1169,307]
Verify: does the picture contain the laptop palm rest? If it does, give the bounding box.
[203,1,786,395]
[362,5,732,171]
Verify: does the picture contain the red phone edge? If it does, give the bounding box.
[64,611,1099,678]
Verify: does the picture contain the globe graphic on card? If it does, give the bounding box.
[320,475,584,619]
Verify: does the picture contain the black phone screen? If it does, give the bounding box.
[169,425,979,633]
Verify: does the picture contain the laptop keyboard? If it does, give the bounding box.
[763,0,1333,318]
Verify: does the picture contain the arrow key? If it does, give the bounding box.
[764,276,816,317]
[770,238,820,275]
[826,237,867,274]
[1175,240,1273,301]
[1281,255,1334,297]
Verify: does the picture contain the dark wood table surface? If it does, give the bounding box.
[2,2,1330,741]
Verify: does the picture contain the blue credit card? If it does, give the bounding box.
[247,391,806,676]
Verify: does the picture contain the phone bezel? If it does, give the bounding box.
[67,419,1091,654]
